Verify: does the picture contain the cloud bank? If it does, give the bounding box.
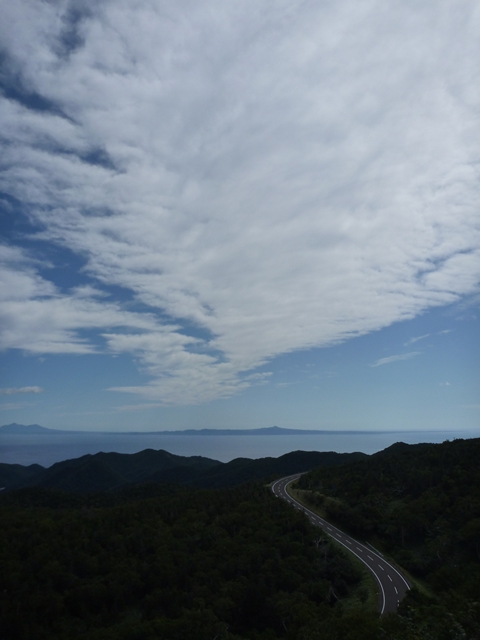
[370,352,421,368]
[1,0,479,404]
[0,386,44,396]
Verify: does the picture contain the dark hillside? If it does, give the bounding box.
[0,484,374,640]
[298,438,480,562]
[191,450,367,488]
[35,449,221,493]
[0,449,222,492]
[0,449,365,493]
[297,437,480,637]
[0,462,44,489]
[2,439,480,638]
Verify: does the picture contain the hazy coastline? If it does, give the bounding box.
[1,424,478,467]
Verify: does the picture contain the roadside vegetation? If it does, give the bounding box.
[297,437,480,638]
[1,437,479,639]
[1,483,377,640]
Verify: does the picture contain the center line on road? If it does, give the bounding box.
[274,475,410,615]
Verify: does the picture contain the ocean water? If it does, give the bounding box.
[0,429,478,468]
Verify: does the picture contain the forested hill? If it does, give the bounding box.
[298,437,480,568]
[0,448,366,493]
[297,437,480,637]
[2,438,480,638]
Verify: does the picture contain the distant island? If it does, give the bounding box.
[0,423,54,434]
[0,423,396,436]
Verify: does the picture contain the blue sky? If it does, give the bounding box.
[0,0,479,433]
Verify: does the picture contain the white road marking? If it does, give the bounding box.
[394,587,398,594]
[368,555,374,561]
[388,575,392,582]
[324,531,387,614]
[273,475,410,615]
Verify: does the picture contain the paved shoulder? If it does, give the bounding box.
[271,474,410,614]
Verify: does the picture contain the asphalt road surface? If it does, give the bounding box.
[271,474,410,614]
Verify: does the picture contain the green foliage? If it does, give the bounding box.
[0,483,370,639]
[2,437,479,638]
[298,437,480,637]
[0,448,366,493]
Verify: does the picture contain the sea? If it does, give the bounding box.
[1,429,478,468]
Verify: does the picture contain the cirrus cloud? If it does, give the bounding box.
[0,386,44,395]
[0,0,479,405]
[370,352,421,368]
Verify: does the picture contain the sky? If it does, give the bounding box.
[0,0,479,433]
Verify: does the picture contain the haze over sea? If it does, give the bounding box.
[1,429,478,468]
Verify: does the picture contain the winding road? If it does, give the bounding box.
[271,474,410,614]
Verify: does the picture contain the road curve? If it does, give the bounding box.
[271,474,410,614]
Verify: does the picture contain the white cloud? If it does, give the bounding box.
[0,246,189,356]
[370,352,421,368]
[1,0,480,404]
[0,386,43,395]
[404,334,430,346]
[405,328,453,346]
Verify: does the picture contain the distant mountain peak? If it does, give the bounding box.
[0,423,53,434]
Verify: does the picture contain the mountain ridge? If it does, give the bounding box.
[0,423,55,434]
[0,447,367,493]
[0,423,418,436]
